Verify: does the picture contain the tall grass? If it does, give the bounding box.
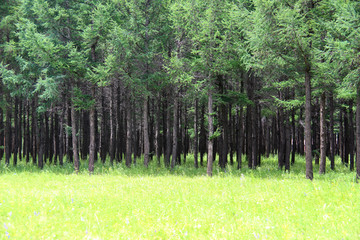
[0,155,359,239]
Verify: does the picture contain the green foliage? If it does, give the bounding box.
[72,87,95,111]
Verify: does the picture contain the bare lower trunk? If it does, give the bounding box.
[5,94,12,165]
[38,114,45,169]
[305,68,313,180]
[329,92,335,170]
[125,95,132,167]
[194,98,199,168]
[89,108,95,174]
[349,101,355,171]
[171,93,179,169]
[143,96,150,167]
[207,90,214,177]
[319,92,326,174]
[71,103,80,173]
[356,86,360,181]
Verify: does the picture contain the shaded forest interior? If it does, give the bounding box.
[1,0,360,179]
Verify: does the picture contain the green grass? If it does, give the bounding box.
[0,155,359,239]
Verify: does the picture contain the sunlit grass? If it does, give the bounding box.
[0,155,359,239]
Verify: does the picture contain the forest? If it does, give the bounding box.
[0,0,360,180]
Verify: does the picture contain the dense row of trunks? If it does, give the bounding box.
[0,73,358,179]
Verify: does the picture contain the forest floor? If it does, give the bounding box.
[0,155,359,239]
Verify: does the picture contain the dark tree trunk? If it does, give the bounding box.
[53,113,59,165]
[349,101,355,171]
[291,109,296,165]
[143,96,150,167]
[305,68,313,180]
[356,86,360,181]
[194,98,199,168]
[38,114,45,169]
[81,111,90,160]
[171,92,179,169]
[5,94,12,165]
[319,92,326,174]
[71,102,80,173]
[100,92,107,164]
[32,98,37,165]
[13,97,19,166]
[164,96,171,168]
[116,82,122,163]
[278,108,285,170]
[344,107,349,167]
[329,91,335,170]
[236,105,243,170]
[339,108,344,164]
[207,89,214,176]
[50,112,55,164]
[26,101,31,163]
[125,93,132,168]
[89,96,96,174]
[251,102,258,169]
[109,85,116,166]
[155,96,162,165]
[284,113,291,172]
[0,85,3,161]
[67,99,73,163]
[298,109,304,155]
[199,103,206,167]
[44,112,49,163]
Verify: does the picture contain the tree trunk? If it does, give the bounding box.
[291,109,296,165]
[109,85,116,166]
[171,92,179,169]
[199,104,206,167]
[71,102,80,173]
[194,98,199,168]
[284,113,291,172]
[319,92,326,174]
[38,114,45,169]
[164,96,172,168]
[89,93,96,174]
[356,86,360,181]
[207,89,214,176]
[329,91,335,170]
[349,101,355,171]
[13,97,19,166]
[344,107,349,167]
[5,94,12,165]
[305,68,313,180]
[236,105,243,170]
[143,96,150,167]
[32,98,37,165]
[125,94,132,167]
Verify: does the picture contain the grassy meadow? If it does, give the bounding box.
[0,155,359,239]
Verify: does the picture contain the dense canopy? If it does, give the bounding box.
[1,0,360,180]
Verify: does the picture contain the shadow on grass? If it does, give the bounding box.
[0,154,355,181]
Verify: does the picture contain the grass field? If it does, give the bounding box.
[0,155,359,239]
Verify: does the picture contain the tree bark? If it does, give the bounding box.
[349,101,355,171]
[125,93,132,167]
[88,89,96,174]
[5,93,12,165]
[143,96,150,167]
[194,98,199,168]
[356,86,360,181]
[305,68,313,180]
[319,92,326,174]
[38,114,45,169]
[171,91,179,169]
[207,89,214,176]
[329,91,335,170]
[71,102,80,173]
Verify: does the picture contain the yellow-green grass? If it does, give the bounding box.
[0,155,359,239]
